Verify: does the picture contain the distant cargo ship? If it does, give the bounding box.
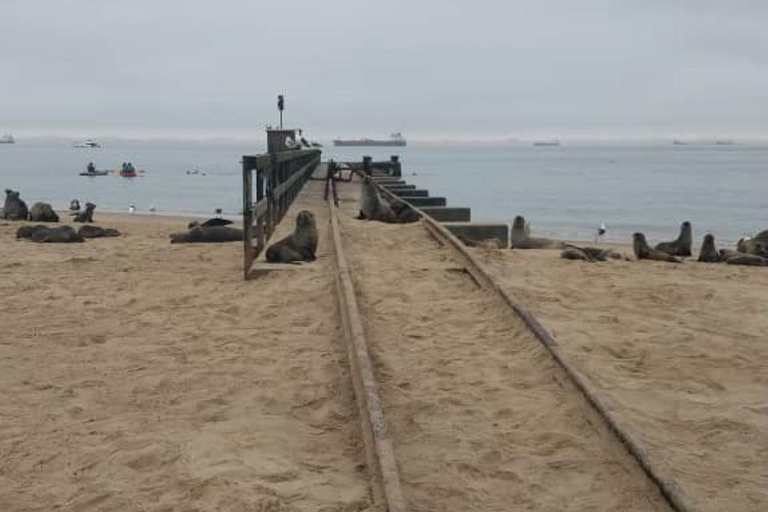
[333,132,406,147]
[533,140,560,147]
[0,134,15,144]
[74,139,101,148]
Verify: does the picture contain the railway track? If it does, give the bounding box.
[326,180,688,512]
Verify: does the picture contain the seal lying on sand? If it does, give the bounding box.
[358,176,397,223]
[737,230,768,258]
[170,225,244,243]
[265,210,318,263]
[511,216,564,249]
[2,189,29,221]
[18,225,85,243]
[699,234,767,266]
[561,244,624,262]
[78,225,121,238]
[29,202,59,222]
[73,202,95,223]
[655,221,692,257]
[633,233,681,262]
[188,218,233,229]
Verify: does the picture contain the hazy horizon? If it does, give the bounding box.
[3,1,767,140]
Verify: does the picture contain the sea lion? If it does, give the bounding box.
[69,199,80,213]
[737,230,768,257]
[633,233,682,262]
[724,253,766,266]
[561,244,622,262]
[265,210,318,263]
[389,198,420,224]
[170,225,244,244]
[28,202,59,222]
[2,189,29,221]
[188,218,233,229]
[358,176,397,223]
[29,226,85,243]
[697,234,723,263]
[16,224,50,240]
[655,221,692,257]
[78,225,121,238]
[73,202,96,223]
[510,216,564,249]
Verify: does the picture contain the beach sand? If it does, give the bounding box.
[472,245,768,512]
[0,181,371,511]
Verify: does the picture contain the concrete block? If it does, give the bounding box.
[406,197,447,207]
[420,207,471,222]
[442,222,509,248]
[392,189,429,197]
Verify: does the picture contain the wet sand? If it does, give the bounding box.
[0,181,370,511]
[473,245,768,512]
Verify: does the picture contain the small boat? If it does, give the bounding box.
[533,140,560,146]
[74,139,101,148]
[672,140,687,145]
[715,140,734,145]
[79,170,109,176]
[0,134,15,144]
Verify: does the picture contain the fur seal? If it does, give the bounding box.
[188,218,233,229]
[26,225,85,243]
[724,253,766,266]
[737,230,768,258]
[28,202,59,222]
[69,199,80,213]
[511,216,564,249]
[389,198,420,224]
[2,189,29,221]
[697,234,723,263]
[16,224,50,240]
[73,202,95,223]
[633,233,682,262]
[655,221,692,257]
[561,244,623,262]
[78,225,121,238]
[265,210,318,263]
[358,176,397,223]
[170,225,244,244]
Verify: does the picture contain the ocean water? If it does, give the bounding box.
[2,141,766,245]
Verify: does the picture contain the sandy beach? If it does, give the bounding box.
[1,176,765,511]
[473,245,768,512]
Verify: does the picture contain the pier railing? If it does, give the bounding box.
[242,149,321,279]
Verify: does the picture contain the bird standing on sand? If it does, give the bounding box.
[215,208,223,219]
[149,205,156,214]
[129,205,136,214]
[596,222,607,242]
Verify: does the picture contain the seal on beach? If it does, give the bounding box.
[724,253,766,266]
[737,230,768,258]
[2,189,29,221]
[358,176,397,223]
[16,224,49,240]
[21,225,85,243]
[697,234,723,263]
[389,198,420,224]
[633,233,682,262]
[28,202,59,223]
[510,216,564,249]
[73,202,95,223]
[170,225,244,244]
[655,221,692,257]
[69,199,80,214]
[265,210,318,263]
[561,244,623,262]
[187,218,233,229]
[78,225,121,238]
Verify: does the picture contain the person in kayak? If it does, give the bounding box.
[87,162,95,173]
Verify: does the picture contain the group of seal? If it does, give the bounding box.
[2,189,95,224]
[698,233,766,266]
[265,210,319,263]
[16,224,120,243]
[511,215,565,249]
[357,176,419,224]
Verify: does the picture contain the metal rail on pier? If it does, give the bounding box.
[242,149,321,279]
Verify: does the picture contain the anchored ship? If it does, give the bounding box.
[333,132,406,147]
[0,134,15,144]
[74,139,101,148]
[533,140,560,147]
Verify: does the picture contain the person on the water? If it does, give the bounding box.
[87,162,95,173]
[121,162,128,173]
[127,162,135,173]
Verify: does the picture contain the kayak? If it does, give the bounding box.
[111,169,146,177]
[79,170,109,176]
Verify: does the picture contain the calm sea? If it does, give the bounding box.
[2,141,766,245]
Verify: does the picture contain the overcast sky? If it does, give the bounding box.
[2,0,767,140]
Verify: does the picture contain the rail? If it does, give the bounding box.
[242,149,321,279]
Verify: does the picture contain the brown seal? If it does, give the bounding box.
[265,210,319,263]
[358,176,397,223]
[2,189,29,221]
[655,221,692,257]
[737,229,768,258]
[170,225,243,243]
[28,202,59,222]
[633,233,681,262]
[697,234,722,263]
[73,202,96,223]
[28,226,85,243]
[78,225,121,238]
[511,216,564,249]
[561,244,623,262]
